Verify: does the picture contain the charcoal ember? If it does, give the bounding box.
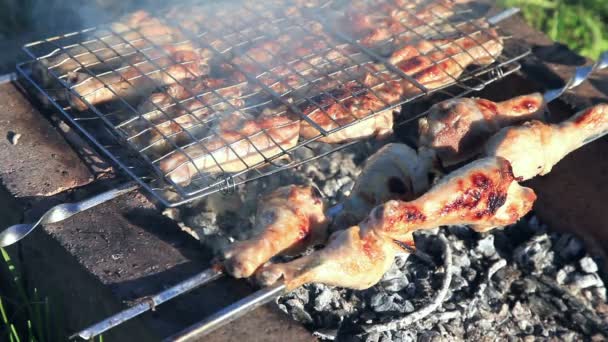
[491,265,521,293]
[361,331,393,342]
[511,278,539,295]
[370,292,414,313]
[556,265,576,285]
[462,267,477,282]
[380,262,409,293]
[182,208,218,235]
[417,330,441,342]
[322,176,354,199]
[473,234,497,259]
[314,286,336,311]
[513,234,554,273]
[284,286,310,305]
[451,249,471,274]
[450,274,468,292]
[570,274,603,291]
[381,275,410,293]
[279,298,314,325]
[555,234,585,262]
[393,253,410,269]
[579,256,599,273]
[447,225,475,243]
[391,330,416,342]
[528,295,558,318]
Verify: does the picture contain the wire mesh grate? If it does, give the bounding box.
[17,0,530,206]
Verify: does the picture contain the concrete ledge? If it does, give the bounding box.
[0,82,93,198]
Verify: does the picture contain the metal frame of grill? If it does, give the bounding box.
[16,0,530,207]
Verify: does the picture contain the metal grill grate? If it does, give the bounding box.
[17,0,530,206]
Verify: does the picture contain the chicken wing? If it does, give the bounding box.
[484,103,608,180]
[258,157,536,290]
[419,93,546,166]
[222,185,329,278]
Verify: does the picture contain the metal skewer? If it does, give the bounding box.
[166,283,287,342]
[0,182,139,247]
[72,267,224,340]
[163,51,608,342]
[72,203,342,340]
[72,46,608,342]
[543,51,608,103]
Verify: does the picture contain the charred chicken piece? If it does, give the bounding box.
[333,143,431,229]
[68,46,208,111]
[484,103,608,180]
[159,109,300,185]
[419,93,546,166]
[222,185,329,278]
[258,157,536,290]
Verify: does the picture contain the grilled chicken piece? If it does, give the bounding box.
[36,10,184,83]
[484,103,608,181]
[345,0,469,48]
[299,29,503,144]
[419,93,546,166]
[159,109,300,185]
[388,20,491,65]
[399,28,503,95]
[68,46,207,111]
[333,143,431,229]
[124,79,245,157]
[298,65,401,143]
[231,22,374,98]
[222,185,329,278]
[258,157,536,290]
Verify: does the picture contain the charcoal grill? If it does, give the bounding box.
[10,0,574,340]
[17,0,529,207]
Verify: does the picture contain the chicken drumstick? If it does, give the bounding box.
[257,157,536,290]
[221,185,329,278]
[418,92,546,166]
[484,103,608,180]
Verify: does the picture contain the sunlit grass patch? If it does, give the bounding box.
[501,0,608,59]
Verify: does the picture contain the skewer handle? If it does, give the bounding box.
[543,51,608,103]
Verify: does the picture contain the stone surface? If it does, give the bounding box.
[5,184,313,341]
[0,82,93,197]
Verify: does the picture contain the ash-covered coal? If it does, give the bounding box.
[277,217,608,341]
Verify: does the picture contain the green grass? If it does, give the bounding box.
[0,248,103,342]
[500,0,608,59]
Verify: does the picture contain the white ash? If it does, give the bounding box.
[6,131,21,145]
[276,216,608,341]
